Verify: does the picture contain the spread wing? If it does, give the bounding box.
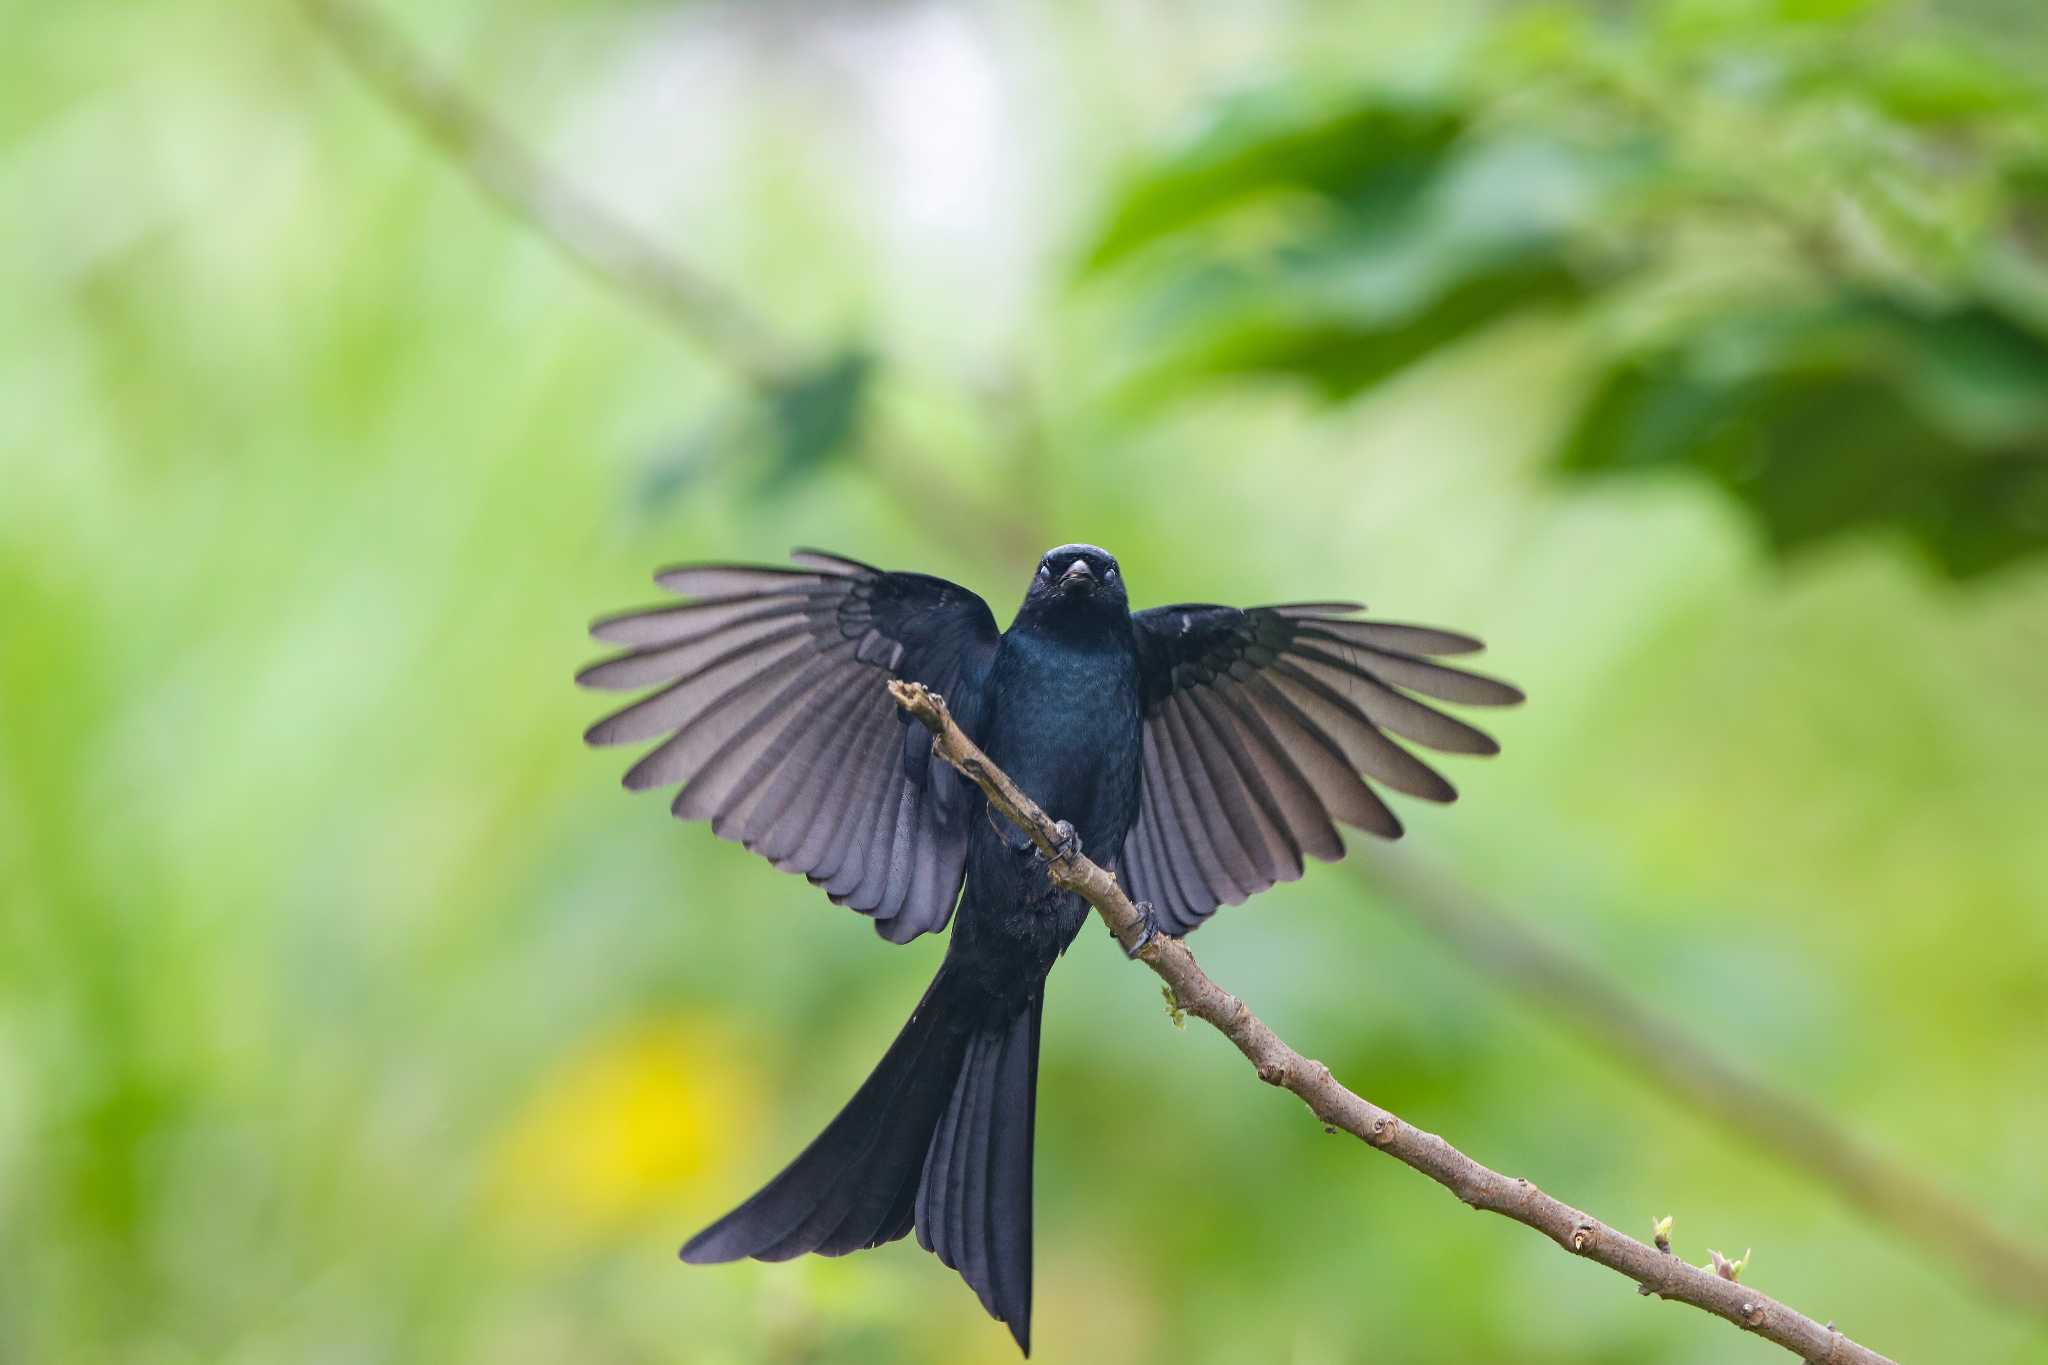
[580,549,999,943]
[1124,602,1522,935]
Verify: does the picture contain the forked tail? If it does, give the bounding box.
[681,961,1043,1354]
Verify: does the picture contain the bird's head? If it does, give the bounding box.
[1020,543,1127,623]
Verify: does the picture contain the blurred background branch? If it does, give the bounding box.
[1361,851,2048,1317]
[303,0,1044,570]
[301,0,2048,1324]
[300,0,796,389]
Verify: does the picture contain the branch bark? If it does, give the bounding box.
[889,678,1900,1365]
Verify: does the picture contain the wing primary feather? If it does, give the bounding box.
[1123,792,1172,925]
[889,808,949,942]
[1300,616,1486,657]
[833,771,904,914]
[868,789,921,932]
[1119,780,1169,927]
[1205,683,1341,862]
[1288,642,1499,754]
[587,589,826,648]
[578,605,825,691]
[617,642,840,790]
[1138,784,1204,933]
[801,737,891,886]
[808,706,898,890]
[1154,699,1252,905]
[1235,672,1388,836]
[1127,734,1187,929]
[653,564,830,597]
[1267,664,1458,801]
[1291,628,1523,705]
[585,629,815,747]
[633,659,826,797]
[1177,687,1299,887]
[675,651,854,820]
[697,660,863,838]
[750,680,882,863]
[833,744,914,912]
[1266,601,1368,617]
[788,547,879,576]
[1141,723,1229,926]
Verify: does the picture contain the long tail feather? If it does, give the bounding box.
[917,994,1042,1354]
[680,966,1044,1355]
[679,967,974,1263]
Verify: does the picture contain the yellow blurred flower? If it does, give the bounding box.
[486,1015,761,1243]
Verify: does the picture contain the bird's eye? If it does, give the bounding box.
[1105,566,1118,581]
[1037,563,1052,580]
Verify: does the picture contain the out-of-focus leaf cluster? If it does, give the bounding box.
[637,347,874,514]
[1076,3,2048,577]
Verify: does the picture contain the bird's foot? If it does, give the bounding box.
[1122,901,1165,958]
[1037,820,1081,865]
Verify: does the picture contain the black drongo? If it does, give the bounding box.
[579,545,1521,1353]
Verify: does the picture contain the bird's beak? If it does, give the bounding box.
[1058,558,1094,589]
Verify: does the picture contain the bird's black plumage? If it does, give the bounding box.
[580,544,1521,1353]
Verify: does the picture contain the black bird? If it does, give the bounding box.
[578,545,1521,1353]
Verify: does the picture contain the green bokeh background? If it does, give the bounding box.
[5,2,2047,1362]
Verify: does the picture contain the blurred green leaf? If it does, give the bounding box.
[1558,297,2048,575]
[1099,130,1603,404]
[760,347,874,494]
[1860,41,2042,125]
[1078,93,1464,277]
[1115,251,1584,404]
[1081,3,2048,575]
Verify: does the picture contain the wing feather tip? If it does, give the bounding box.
[588,611,668,645]
[574,658,646,691]
[1345,808,1404,841]
[1273,601,1367,617]
[788,546,875,575]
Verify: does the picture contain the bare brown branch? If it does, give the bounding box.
[890,678,1900,1365]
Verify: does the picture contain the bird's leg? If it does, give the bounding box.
[1036,819,1082,866]
[1121,901,1165,958]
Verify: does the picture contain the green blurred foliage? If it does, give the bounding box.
[3,2,2047,1364]
[1079,3,2048,574]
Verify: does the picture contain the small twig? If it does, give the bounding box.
[890,678,1899,1365]
[301,0,797,389]
[300,0,1046,570]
